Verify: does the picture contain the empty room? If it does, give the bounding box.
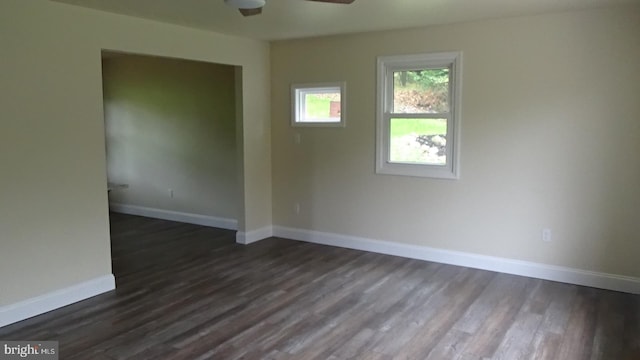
[0,0,638,359]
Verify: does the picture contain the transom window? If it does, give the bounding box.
[376,52,462,179]
[291,82,345,127]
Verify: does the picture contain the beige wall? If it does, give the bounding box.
[103,55,238,219]
[0,0,271,306]
[271,7,640,277]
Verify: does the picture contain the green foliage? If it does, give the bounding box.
[394,69,449,91]
[390,118,447,137]
[393,69,450,113]
[305,95,330,118]
[390,118,447,164]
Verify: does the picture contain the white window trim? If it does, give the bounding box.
[291,82,346,127]
[376,51,462,179]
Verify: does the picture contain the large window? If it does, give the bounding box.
[376,52,462,179]
[291,82,345,127]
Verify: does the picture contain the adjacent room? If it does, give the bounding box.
[1,0,639,359]
[102,52,240,232]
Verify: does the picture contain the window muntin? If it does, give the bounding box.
[376,52,461,179]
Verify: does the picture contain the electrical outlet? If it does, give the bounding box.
[294,202,300,215]
[169,189,174,198]
[294,133,301,144]
[542,228,552,242]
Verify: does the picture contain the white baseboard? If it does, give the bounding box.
[236,226,273,245]
[273,226,640,295]
[0,275,116,328]
[110,203,238,230]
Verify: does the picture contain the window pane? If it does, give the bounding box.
[389,118,447,165]
[302,91,341,122]
[393,69,449,114]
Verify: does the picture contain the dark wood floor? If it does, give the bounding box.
[1,214,638,359]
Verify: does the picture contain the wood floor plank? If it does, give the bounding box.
[621,295,640,360]
[453,275,537,359]
[390,268,495,359]
[554,287,598,359]
[588,291,624,360]
[424,329,473,360]
[0,213,638,360]
[527,330,563,360]
[491,311,543,360]
[454,273,531,335]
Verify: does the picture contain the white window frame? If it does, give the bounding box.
[376,52,462,179]
[291,82,346,127]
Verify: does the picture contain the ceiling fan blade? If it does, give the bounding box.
[307,0,355,4]
[239,7,262,16]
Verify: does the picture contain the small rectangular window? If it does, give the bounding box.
[292,82,345,127]
[376,52,462,179]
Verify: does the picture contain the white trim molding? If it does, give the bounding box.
[110,203,238,230]
[272,226,640,295]
[0,275,116,328]
[291,82,346,127]
[236,226,273,245]
[376,51,462,179]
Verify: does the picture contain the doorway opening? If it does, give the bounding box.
[101,50,243,284]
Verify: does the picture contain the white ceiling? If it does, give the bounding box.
[52,0,637,41]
